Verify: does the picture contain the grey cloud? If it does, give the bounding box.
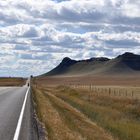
[19,53,33,60]
[0,0,140,76]
[39,8,106,23]
[112,25,140,33]
[105,39,140,47]
[111,16,140,26]
[14,45,30,50]
[0,11,19,25]
[21,27,39,38]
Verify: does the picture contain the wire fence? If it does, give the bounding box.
[66,84,140,99]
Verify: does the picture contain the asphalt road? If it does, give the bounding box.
[0,86,38,140]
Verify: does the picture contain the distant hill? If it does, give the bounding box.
[42,52,140,77]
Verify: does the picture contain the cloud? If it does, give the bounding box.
[0,0,140,76]
[105,39,140,47]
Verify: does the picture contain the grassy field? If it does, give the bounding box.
[52,86,140,140]
[32,76,140,140]
[32,86,114,140]
[0,77,26,86]
[71,85,140,99]
[34,75,140,87]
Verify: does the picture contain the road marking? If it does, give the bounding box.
[13,87,30,140]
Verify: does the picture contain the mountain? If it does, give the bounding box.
[43,52,140,76]
[45,57,77,76]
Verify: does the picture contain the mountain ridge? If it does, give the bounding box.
[42,52,140,77]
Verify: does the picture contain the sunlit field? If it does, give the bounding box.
[32,76,140,140]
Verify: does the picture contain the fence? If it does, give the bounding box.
[66,84,140,100]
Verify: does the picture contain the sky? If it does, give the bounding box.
[0,0,140,77]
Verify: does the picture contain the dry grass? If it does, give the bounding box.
[32,86,114,140]
[0,77,26,86]
[48,86,140,140]
[32,75,140,140]
[71,85,140,99]
[35,75,140,87]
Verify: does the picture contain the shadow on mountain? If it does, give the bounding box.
[42,52,140,77]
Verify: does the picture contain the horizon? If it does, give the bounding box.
[0,51,139,77]
[0,0,140,77]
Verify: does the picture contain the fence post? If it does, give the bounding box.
[132,91,134,98]
[109,88,111,96]
[126,90,127,97]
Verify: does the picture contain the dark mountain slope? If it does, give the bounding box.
[46,57,77,76]
[43,52,140,76]
[117,52,140,70]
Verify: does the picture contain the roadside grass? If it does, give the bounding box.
[46,92,113,140]
[46,86,140,140]
[32,87,82,140]
[32,86,113,140]
[0,77,26,86]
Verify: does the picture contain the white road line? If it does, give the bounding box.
[13,87,30,140]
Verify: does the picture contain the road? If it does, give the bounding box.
[0,86,38,140]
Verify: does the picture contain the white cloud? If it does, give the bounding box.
[0,0,140,76]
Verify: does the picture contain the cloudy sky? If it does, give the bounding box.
[0,0,140,77]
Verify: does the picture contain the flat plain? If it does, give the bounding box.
[32,75,140,140]
[0,77,26,86]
